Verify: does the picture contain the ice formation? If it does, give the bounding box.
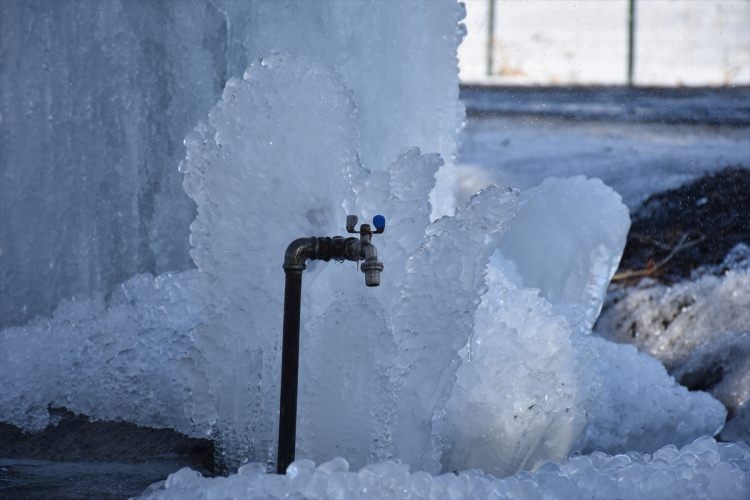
[443,178,724,476]
[0,2,740,496]
[492,176,631,332]
[0,40,727,480]
[139,436,750,500]
[0,271,204,433]
[0,0,464,329]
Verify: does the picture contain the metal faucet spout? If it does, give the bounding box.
[359,241,384,287]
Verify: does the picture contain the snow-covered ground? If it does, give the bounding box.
[143,436,750,500]
[455,112,750,209]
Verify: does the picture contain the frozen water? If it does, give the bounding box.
[0,0,465,328]
[179,51,517,468]
[0,55,729,475]
[0,0,742,489]
[574,334,725,455]
[444,264,583,476]
[181,54,361,465]
[139,436,750,500]
[0,271,204,434]
[596,247,750,443]
[443,179,724,476]
[492,176,631,332]
[0,0,223,327]
[387,185,518,473]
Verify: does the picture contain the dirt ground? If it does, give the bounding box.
[614,167,750,284]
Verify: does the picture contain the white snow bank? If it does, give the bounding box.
[596,244,750,442]
[596,244,750,371]
[139,436,750,500]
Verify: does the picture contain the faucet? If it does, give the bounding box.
[277,214,385,474]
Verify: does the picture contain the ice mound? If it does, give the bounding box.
[180,54,361,465]
[139,436,750,500]
[444,176,723,475]
[574,334,726,454]
[444,264,583,476]
[0,5,735,475]
[0,271,204,434]
[0,54,727,475]
[177,49,523,470]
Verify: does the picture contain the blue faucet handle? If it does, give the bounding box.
[372,214,386,233]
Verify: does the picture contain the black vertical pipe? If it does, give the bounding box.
[627,0,636,86]
[277,270,303,474]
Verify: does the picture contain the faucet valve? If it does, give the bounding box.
[346,214,386,235]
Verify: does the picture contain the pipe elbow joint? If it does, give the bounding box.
[284,238,316,272]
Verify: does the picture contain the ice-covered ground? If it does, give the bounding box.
[141,436,750,500]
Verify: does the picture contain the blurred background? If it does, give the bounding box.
[459,0,749,86]
[452,0,750,208]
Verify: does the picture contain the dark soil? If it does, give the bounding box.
[616,167,750,284]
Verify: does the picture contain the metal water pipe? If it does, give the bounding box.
[276,214,385,474]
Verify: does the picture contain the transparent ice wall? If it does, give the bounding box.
[0,0,223,327]
[0,0,464,328]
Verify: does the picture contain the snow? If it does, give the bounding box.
[456,114,750,209]
[596,244,750,443]
[139,436,750,500]
[596,253,750,372]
